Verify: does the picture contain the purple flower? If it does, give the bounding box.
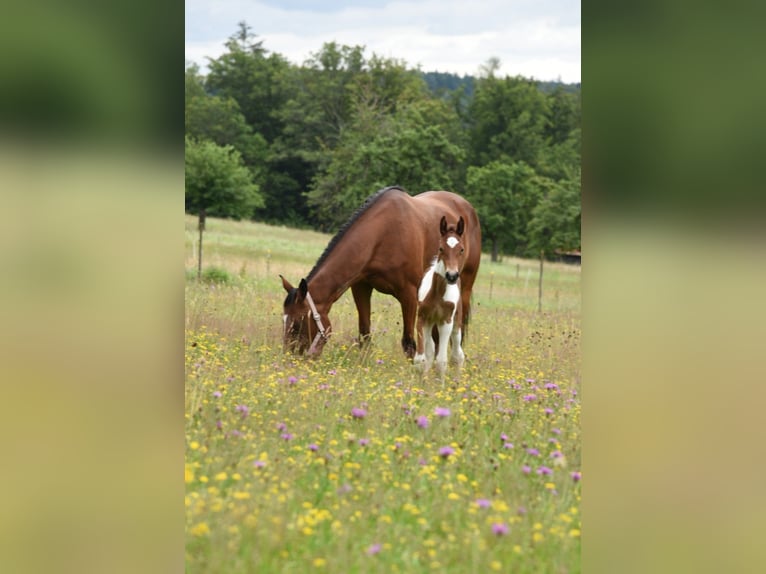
[500,433,509,441]
[276,422,287,431]
[253,460,266,468]
[358,438,370,446]
[376,359,384,365]
[544,408,554,415]
[434,407,451,417]
[503,442,514,449]
[522,465,531,475]
[491,523,509,536]
[235,404,250,417]
[552,428,561,435]
[536,466,553,475]
[366,543,382,556]
[523,394,537,402]
[216,420,222,430]
[328,369,337,376]
[526,448,540,456]
[544,382,559,390]
[517,506,527,516]
[475,498,491,508]
[351,408,367,419]
[418,457,428,466]
[288,376,298,385]
[550,450,563,459]
[438,446,454,458]
[337,483,352,495]
[281,433,294,441]
[571,471,582,482]
[212,391,222,398]
[416,416,429,429]
[308,443,319,452]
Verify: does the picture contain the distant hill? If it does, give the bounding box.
[419,71,580,100]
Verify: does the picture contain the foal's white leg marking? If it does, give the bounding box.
[435,321,453,377]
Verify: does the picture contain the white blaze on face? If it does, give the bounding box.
[446,236,459,249]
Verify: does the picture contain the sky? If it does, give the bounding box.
[185,0,580,83]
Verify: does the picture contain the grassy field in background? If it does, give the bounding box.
[185,214,581,573]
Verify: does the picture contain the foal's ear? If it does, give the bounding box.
[299,278,309,298]
[440,215,448,236]
[280,274,294,293]
[456,216,465,236]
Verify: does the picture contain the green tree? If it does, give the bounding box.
[527,169,581,256]
[466,161,541,261]
[468,64,550,168]
[185,137,264,278]
[308,95,465,229]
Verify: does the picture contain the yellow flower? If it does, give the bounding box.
[313,558,326,567]
[490,561,502,571]
[569,529,581,537]
[190,522,209,537]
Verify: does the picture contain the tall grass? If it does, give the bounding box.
[185,215,581,573]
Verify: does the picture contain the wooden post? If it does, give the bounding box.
[197,210,206,282]
[538,249,544,313]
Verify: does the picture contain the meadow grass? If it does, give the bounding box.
[185,215,581,573]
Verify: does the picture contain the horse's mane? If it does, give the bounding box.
[307,186,406,281]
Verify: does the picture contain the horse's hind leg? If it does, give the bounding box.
[351,282,373,348]
[399,290,418,359]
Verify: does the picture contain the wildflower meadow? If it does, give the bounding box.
[185,215,581,573]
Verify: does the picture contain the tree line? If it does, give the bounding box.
[185,22,580,261]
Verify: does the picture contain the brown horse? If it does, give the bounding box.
[414,215,467,376]
[280,186,481,358]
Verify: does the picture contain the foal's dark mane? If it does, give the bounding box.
[306,186,406,282]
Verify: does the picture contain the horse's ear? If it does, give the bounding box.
[440,215,448,236]
[280,274,294,293]
[456,216,465,236]
[299,278,309,298]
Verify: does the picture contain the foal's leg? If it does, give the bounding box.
[434,321,453,378]
[351,282,374,347]
[413,315,430,371]
[450,304,465,367]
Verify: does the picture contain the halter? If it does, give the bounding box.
[304,290,330,354]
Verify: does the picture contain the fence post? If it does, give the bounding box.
[538,250,544,313]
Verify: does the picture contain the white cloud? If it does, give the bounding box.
[185,0,580,82]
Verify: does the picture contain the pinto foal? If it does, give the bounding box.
[414,215,467,377]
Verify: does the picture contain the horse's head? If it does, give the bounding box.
[280,275,331,356]
[438,215,466,285]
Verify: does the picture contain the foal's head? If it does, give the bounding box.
[438,215,466,285]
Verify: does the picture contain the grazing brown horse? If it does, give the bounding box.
[414,215,467,376]
[280,186,481,358]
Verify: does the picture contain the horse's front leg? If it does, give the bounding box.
[398,289,418,359]
[351,282,373,348]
